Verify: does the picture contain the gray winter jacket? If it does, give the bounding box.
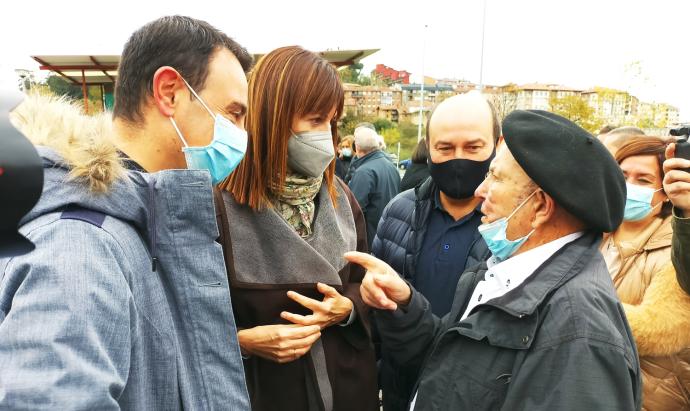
[0,95,250,410]
[376,231,642,411]
[348,150,401,247]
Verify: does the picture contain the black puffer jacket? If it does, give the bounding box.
[371,177,490,411]
[371,177,490,282]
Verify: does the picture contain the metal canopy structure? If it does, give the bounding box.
[32,49,379,113]
[252,49,380,69]
[32,55,119,113]
[32,55,119,86]
[33,49,382,85]
[324,48,379,67]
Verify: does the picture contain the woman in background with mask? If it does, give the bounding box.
[218,46,378,411]
[600,136,690,411]
[335,135,354,180]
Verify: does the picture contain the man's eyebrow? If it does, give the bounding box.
[434,139,453,146]
[463,138,485,146]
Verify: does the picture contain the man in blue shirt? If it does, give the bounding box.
[371,92,498,410]
[412,193,483,316]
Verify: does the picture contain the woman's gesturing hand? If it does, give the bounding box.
[281,283,354,329]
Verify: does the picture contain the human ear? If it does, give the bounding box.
[152,66,184,118]
[531,190,555,229]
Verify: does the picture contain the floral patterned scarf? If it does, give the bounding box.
[270,174,323,238]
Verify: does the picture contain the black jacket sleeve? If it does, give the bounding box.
[374,286,443,372]
[672,208,690,294]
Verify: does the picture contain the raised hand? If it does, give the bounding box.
[343,251,411,311]
[663,143,690,214]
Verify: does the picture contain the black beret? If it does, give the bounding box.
[502,110,626,232]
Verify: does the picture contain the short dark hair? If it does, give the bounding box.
[425,97,501,144]
[411,138,429,164]
[113,16,253,123]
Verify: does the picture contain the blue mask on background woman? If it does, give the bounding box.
[623,182,664,222]
[169,77,247,185]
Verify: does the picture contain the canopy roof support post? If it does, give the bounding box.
[81,69,89,115]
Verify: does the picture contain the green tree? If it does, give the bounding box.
[394,121,424,160]
[636,117,656,129]
[38,75,105,114]
[339,63,374,86]
[338,110,367,136]
[490,83,519,121]
[46,75,82,100]
[372,118,393,131]
[337,112,421,160]
[548,95,603,133]
[635,104,668,129]
[380,127,401,147]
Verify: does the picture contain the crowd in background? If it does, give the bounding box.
[2,14,690,411]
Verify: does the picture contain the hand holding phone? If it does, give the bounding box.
[664,139,690,215]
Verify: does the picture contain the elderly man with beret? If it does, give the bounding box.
[346,110,641,411]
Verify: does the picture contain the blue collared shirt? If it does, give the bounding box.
[414,189,483,317]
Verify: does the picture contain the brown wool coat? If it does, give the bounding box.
[606,216,690,410]
[213,181,378,411]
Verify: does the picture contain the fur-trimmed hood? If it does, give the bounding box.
[10,93,124,193]
[623,262,690,357]
[10,92,221,273]
[623,262,690,410]
[4,94,252,409]
[10,93,149,229]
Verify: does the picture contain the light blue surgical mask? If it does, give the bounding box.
[169,78,247,185]
[478,190,539,262]
[624,183,663,222]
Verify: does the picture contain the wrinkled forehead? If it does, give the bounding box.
[490,144,533,187]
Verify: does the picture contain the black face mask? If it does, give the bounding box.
[428,149,495,199]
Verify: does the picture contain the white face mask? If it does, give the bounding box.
[287,127,335,177]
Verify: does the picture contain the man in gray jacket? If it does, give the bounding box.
[346,110,641,410]
[0,16,261,409]
[348,126,401,247]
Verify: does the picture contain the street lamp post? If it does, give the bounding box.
[479,0,487,92]
[417,24,428,142]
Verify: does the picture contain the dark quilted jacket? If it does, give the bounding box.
[371,177,490,411]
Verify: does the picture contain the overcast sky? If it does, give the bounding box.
[2,0,688,121]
